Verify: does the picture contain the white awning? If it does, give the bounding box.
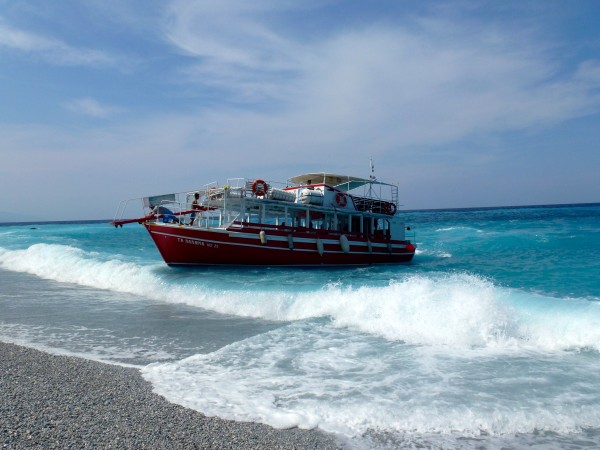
[289,172,392,191]
[289,173,370,187]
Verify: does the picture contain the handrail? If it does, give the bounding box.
[112,176,403,229]
[112,197,145,223]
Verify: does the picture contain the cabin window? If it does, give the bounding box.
[331,214,338,231]
[363,217,374,236]
[337,214,356,232]
[375,218,391,237]
[245,206,261,224]
[337,215,349,232]
[292,215,302,228]
[294,209,308,228]
[352,216,362,234]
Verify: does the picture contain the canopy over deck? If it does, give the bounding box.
[290,173,369,186]
[289,172,394,191]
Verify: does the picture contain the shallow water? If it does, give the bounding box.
[1,204,599,448]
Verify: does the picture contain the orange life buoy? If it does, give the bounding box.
[252,179,267,196]
[335,192,347,207]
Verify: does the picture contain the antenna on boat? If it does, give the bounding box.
[369,157,377,181]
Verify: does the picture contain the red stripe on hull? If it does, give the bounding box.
[145,223,415,266]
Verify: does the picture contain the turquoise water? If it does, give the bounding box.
[1,204,599,449]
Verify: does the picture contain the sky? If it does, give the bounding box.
[1,0,599,221]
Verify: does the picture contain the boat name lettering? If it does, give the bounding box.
[177,237,219,248]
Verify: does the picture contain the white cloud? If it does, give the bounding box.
[2,2,600,219]
[0,19,118,67]
[164,0,309,104]
[64,97,125,118]
[160,1,600,159]
[165,0,304,68]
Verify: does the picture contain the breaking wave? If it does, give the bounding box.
[2,243,600,353]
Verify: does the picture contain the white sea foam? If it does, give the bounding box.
[414,248,452,258]
[435,226,483,233]
[0,323,151,368]
[5,242,600,446]
[2,243,600,354]
[142,320,600,441]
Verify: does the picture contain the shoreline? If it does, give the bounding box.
[0,341,341,449]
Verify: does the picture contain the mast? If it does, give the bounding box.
[368,157,377,198]
[369,157,377,181]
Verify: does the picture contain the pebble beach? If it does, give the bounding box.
[0,342,340,449]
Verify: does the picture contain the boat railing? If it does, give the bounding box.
[112,178,407,230]
[113,197,145,223]
[343,181,399,215]
[112,195,185,223]
[227,178,248,190]
[221,211,243,229]
[240,178,290,198]
[202,178,290,201]
[147,196,188,225]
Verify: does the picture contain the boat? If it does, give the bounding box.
[111,172,416,266]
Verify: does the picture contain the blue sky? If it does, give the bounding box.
[1,0,599,221]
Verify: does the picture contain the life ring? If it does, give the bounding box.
[335,192,347,207]
[386,203,397,215]
[252,179,267,196]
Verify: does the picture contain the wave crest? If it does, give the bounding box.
[2,243,600,353]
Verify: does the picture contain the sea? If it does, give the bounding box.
[1,203,599,449]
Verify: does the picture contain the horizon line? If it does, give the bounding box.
[1,201,598,226]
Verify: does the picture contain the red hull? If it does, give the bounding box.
[145,222,415,266]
